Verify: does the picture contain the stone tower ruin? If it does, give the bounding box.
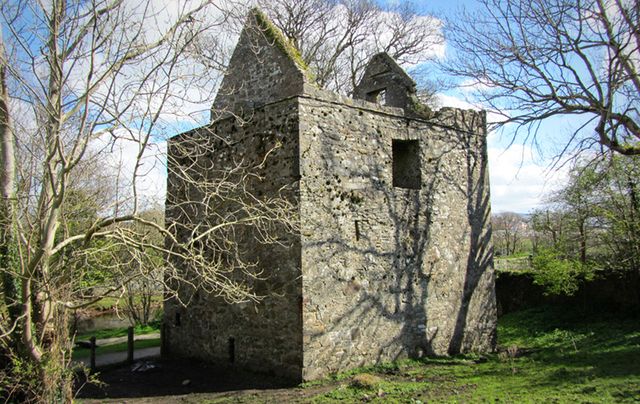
[164,9,497,382]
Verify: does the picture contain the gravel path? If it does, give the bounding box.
[78,346,161,367]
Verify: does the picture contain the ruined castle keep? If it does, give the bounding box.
[164,9,497,381]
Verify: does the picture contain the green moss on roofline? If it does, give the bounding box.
[251,8,314,80]
[408,95,434,120]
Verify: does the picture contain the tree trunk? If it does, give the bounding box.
[579,218,587,265]
[627,175,640,272]
[0,34,20,337]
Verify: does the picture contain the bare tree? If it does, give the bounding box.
[257,0,443,95]
[0,1,297,401]
[535,155,640,269]
[492,212,525,256]
[443,0,640,157]
[531,208,572,253]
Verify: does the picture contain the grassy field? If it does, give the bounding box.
[75,322,160,342]
[77,306,639,403]
[73,323,161,360]
[85,295,163,312]
[72,338,161,360]
[296,306,639,403]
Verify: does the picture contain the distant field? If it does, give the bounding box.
[75,323,160,342]
[72,323,161,360]
[83,295,163,312]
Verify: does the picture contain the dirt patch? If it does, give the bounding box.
[74,357,333,403]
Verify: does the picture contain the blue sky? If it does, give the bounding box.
[413,0,480,14]
[402,0,573,213]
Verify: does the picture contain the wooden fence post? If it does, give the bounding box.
[89,336,96,372]
[160,322,166,357]
[127,326,134,364]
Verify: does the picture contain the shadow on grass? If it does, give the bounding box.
[75,358,296,399]
[495,305,640,386]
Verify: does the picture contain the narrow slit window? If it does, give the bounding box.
[175,312,181,327]
[228,337,235,363]
[355,220,361,241]
[392,139,421,189]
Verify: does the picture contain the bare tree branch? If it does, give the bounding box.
[443,0,640,157]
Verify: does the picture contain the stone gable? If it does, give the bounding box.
[353,52,417,111]
[211,8,310,119]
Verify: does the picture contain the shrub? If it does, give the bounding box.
[531,248,595,296]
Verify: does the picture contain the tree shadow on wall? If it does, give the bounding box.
[300,110,495,373]
[445,110,496,354]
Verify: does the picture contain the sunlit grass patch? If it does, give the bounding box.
[311,306,640,403]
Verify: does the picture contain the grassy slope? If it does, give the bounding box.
[77,307,638,403]
[75,323,160,341]
[72,323,161,360]
[309,306,640,403]
[72,338,161,360]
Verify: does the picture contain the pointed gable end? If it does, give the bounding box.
[211,8,311,119]
[353,52,417,112]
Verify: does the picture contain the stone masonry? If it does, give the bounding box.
[164,8,497,382]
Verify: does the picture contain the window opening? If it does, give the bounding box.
[392,139,421,189]
[367,88,387,105]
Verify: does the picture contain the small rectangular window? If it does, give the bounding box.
[367,88,387,105]
[392,139,421,189]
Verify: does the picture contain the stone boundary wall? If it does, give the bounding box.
[496,270,640,316]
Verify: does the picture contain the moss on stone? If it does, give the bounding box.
[408,95,433,120]
[350,373,383,390]
[251,8,314,79]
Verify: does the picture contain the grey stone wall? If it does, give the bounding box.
[211,9,308,119]
[166,91,497,381]
[165,98,303,380]
[297,91,496,379]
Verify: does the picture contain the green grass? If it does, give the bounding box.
[497,251,533,259]
[72,338,160,360]
[311,306,640,403]
[75,322,160,342]
[73,322,161,361]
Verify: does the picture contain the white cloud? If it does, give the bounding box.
[90,132,167,211]
[435,93,506,126]
[436,93,568,213]
[488,144,567,213]
[376,11,445,63]
[457,78,496,94]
